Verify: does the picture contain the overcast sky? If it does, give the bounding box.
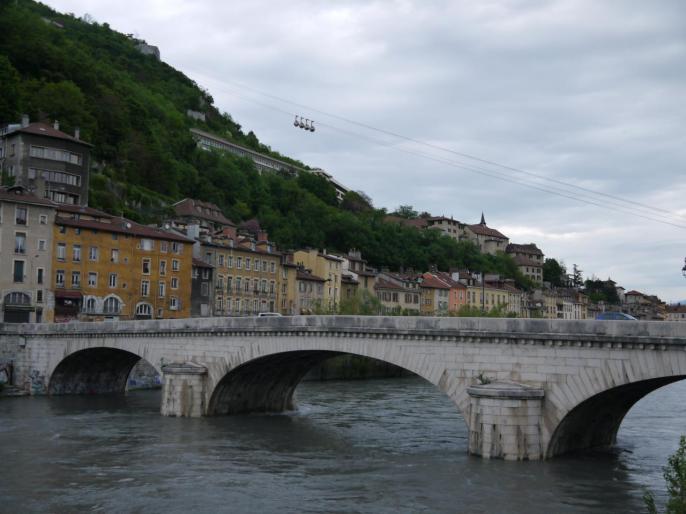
[47,0,686,301]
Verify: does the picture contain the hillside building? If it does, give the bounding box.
[465,213,509,255]
[506,243,544,284]
[0,116,92,206]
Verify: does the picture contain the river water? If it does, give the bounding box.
[1,376,684,513]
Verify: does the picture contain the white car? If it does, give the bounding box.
[257,312,283,317]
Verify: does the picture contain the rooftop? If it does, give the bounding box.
[5,122,93,147]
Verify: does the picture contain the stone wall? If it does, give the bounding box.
[0,337,19,385]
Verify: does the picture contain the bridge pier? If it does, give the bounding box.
[467,383,545,461]
[160,363,208,417]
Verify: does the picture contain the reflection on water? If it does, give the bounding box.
[0,377,684,513]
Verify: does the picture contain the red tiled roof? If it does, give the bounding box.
[667,304,686,313]
[625,290,644,296]
[173,198,235,226]
[57,204,113,218]
[192,258,213,268]
[506,243,543,255]
[13,122,93,146]
[0,186,57,207]
[374,277,405,291]
[56,217,193,243]
[467,223,508,239]
[296,270,326,282]
[434,271,467,289]
[420,274,451,289]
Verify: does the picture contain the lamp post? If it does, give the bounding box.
[682,257,686,279]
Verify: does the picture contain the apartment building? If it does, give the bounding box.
[52,205,192,321]
[506,243,544,284]
[293,249,343,311]
[0,116,92,206]
[0,186,56,323]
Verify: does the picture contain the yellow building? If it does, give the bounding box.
[292,249,343,312]
[201,238,281,316]
[52,206,192,321]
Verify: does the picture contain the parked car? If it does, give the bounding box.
[596,312,638,321]
[257,312,283,317]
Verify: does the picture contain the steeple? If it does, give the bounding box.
[480,212,486,225]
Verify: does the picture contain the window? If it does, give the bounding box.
[218,254,224,266]
[158,281,166,298]
[71,271,80,288]
[201,282,209,296]
[15,207,27,225]
[88,272,97,287]
[85,297,96,313]
[72,245,81,262]
[36,290,43,303]
[227,256,233,268]
[140,239,153,251]
[38,240,46,251]
[172,242,182,254]
[103,297,121,314]
[235,277,241,292]
[111,248,119,263]
[202,268,209,280]
[56,270,65,287]
[136,303,152,317]
[262,261,267,272]
[217,276,224,289]
[88,246,98,261]
[142,258,151,275]
[14,232,26,253]
[37,169,81,187]
[109,273,117,288]
[160,241,168,253]
[270,262,275,273]
[244,278,250,292]
[13,260,24,283]
[245,258,251,270]
[192,267,198,279]
[141,280,150,296]
[262,280,267,293]
[171,277,179,289]
[37,268,44,285]
[112,233,118,241]
[169,297,179,311]
[172,259,179,272]
[29,145,82,165]
[160,260,167,275]
[236,257,243,269]
[39,214,47,225]
[227,276,233,291]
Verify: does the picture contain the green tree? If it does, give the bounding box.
[644,435,686,514]
[0,55,21,122]
[338,290,383,315]
[392,205,418,219]
[543,258,567,287]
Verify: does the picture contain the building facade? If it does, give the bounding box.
[191,258,213,317]
[52,206,192,321]
[465,214,509,255]
[292,249,343,312]
[0,186,56,323]
[506,243,544,284]
[0,117,92,206]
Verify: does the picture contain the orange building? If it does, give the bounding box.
[52,205,193,321]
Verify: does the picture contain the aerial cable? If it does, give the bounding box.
[213,77,684,222]
[215,84,686,230]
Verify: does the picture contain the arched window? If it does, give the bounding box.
[4,292,31,306]
[103,296,121,314]
[135,303,152,318]
[84,297,96,313]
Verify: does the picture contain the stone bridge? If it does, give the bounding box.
[2,316,685,461]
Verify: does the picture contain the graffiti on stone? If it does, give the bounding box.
[27,369,46,395]
[0,361,12,385]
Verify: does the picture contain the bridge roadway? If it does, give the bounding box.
[2,316,685,460]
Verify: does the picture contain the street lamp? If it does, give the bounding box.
[682,257,686,279]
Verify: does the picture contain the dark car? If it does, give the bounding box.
[596,312,638,320]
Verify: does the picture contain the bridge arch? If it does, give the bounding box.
[48,347,157,395]
[547,376,686,457]
[206,347,470,428]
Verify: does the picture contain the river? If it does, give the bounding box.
[1,376,684,513]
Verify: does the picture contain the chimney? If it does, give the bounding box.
[21,114,29,128]
[74,127,80,140]
[53,120,60,131]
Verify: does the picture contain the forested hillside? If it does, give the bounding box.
[0,0,532,286]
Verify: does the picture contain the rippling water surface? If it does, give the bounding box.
[1,377,684,513]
